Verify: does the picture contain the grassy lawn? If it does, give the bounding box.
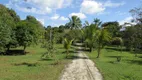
[87,47,142,80]
[0,44,73,80]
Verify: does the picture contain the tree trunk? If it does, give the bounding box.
[97,47,101,58]
[6,45,10,55]
[7,46,10,51]
[66,49,69,58]
[89,47,92,52]
[23,46,26,54]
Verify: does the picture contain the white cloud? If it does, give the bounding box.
[80,0,105,14]
[69,12,86,19]
[60,16,68,21]
[80,0,125,14]
[51,23,64,27]
[50,14,60,20]
[50,14,68,21]
[119,17,136,31]
[37,18,45,25]
[26,0,73,9]
[7,0,73,14]
[27,0,62,9]
[119,17,133,25]
[16,5,51,14]
[104,0,125,8]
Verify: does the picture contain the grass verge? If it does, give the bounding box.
[87,47,142,80]
[0,44,74,80]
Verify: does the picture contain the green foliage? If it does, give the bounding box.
[41,27,58,61]
[64,38,73,57]
[96,29,111,46]
[0,4,17,51]
[87,47,142,80]
[0,22,11,51]
[0,4,43,52]
[41,41,56,59]
[16,17,44,50]
[0,44,72,80]
[95,28,111,58]
[111,37,123,46]
[102,21,121,37]
[67,16,82,29]
[130,7,142,23]
[122,25,142,51]
[84,24,97,51]
[93,18,102,27]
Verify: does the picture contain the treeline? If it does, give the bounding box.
[0,4,44,54]
[0,4,142,57]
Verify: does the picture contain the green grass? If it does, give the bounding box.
[0,44,73,80]
[87,47,142,80]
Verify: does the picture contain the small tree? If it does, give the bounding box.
[96,29,111,58]
[41,27,60,64]
[64,38,73,58]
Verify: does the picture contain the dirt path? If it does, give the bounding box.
[60,46,103,80]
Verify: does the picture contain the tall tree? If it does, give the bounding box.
[84,24,97,52]
[16,16,44,51]
[68,16,82,29]
[0,4,17,51]
[6,9,20,51]
[102,21,121,37]
[130,7,142,23]
[93,18,102,28]
[84,18,102,52]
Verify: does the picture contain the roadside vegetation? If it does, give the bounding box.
[87,47,142,80]
[0,3,142,80]
[0,44,75,80]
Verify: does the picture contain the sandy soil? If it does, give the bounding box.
[60,49,103,80]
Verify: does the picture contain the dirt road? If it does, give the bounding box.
[60,49,103,80]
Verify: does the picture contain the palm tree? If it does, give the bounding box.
[64,38,73,58]
[85,24,97,52]
[68,16,82,29]
[95,28,111,58]
[84,18,102,52]
[94,18,102,28]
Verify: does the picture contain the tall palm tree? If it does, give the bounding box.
[84,18,102,52]
[95,28,111,58]
[85,24,97,52]
[68,16,82,29]
[94,18,102,28]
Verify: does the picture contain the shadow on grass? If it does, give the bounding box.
[62,50,78,54]
[13,62,38,67]
[105,47,128,52]
[0,50,28,56]
[108,61,121,64]
[65,55,88,60]
[76,49,90,52]
[106,56,123,58]
[138,56,142,58]
[127,60,142,65]
[72,44,85,47]
[39,58,53,61]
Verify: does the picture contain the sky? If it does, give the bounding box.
[0,0,141,27]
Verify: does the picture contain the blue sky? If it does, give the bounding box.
[0,0,141,27]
